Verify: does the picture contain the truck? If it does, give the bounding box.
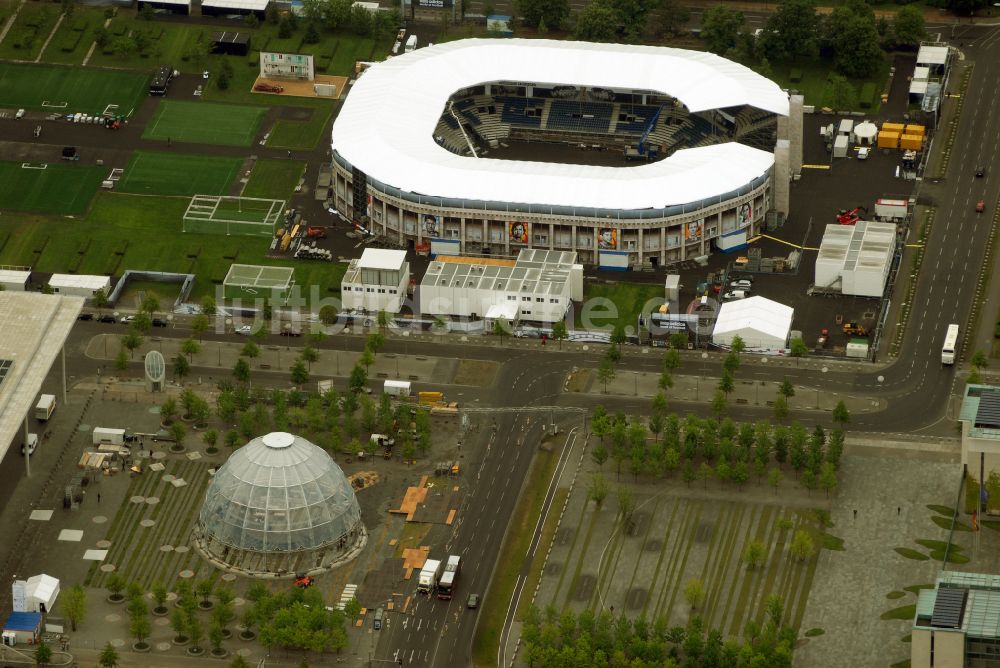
[405,34,418,52]
[35,394,56,421]
[417,559,442,594]
[384,380,411,397]
[437,556,461,600]
[93,427,126,446]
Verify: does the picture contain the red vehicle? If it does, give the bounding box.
[254,82,285,93]
[836,206,867,225]
[306,226,327,239]
[294,573,314,588]
[977,200,986,213]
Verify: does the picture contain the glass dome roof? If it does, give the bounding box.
[198,432,362,553]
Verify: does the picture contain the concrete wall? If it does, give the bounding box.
[773,139,790,217]
[789,94,804,176]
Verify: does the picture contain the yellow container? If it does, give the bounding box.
[900,134,923,150]
[904,124,925,136]
[877,131,900,149]
[881,122,905,133]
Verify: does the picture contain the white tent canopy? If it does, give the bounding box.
[332,39,789,211]
[24,575,59,613]
[712,296,793,351]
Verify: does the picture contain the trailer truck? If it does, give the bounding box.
[35,394,56,421]
[417,559,442,594]
[93,427,126,446]
[437,556,461,600]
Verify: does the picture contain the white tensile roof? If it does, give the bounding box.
[48,274,109,290]
[202,0,268,9]
[916,45,948,66]
[25,575,59,608]
[332,39,789,211]
[713,296,793,345]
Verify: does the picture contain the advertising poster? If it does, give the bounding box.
[366,194,372,218]
[509,221,529,244]
[422,214,442,237]
[685,220,703,241]
[598,228,618,250]
[738,202,753,227]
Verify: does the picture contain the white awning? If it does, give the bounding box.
[485,302,518,320]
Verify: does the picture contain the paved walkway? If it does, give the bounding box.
[33,11,64,63]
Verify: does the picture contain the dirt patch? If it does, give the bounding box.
[565,368,591,393]
[452,359,498,386]
[251,74,347,100]
[278,107,315,121]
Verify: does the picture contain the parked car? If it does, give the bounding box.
[77,313,93,321]
[120,315,135,324]
[15,108,25,119]
[467,593,479,609]
[97,314,116,323]
[21,433,38,456]
[729,279,752,290]
[234,325,253,335]
[723,290,749,301]
[280,329,303,337]
[202,70,210,79]
[976,166,986,178]
[151,318,167,327]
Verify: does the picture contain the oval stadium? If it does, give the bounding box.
[330,39,802,270]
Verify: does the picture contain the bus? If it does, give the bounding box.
[437,555,461,600]
[942,324,959,365]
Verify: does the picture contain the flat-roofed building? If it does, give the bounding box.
[912,571,1000,668]
[341,249,410,314]
[48,274,110,299]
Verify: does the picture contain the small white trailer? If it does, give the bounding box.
[384,380,411,397]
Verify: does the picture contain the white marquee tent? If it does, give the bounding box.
[22,575,59,613]
[712,296,793,351]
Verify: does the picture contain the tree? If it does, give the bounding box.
[359,348,375,373]
[698,462,714,489]
[200,295,217,316]
[492,318,510,343]
[574,0,619,42]
[945,0,988,16]
[217,58,233,91]
[319,305,338,325]
[209,620,225,653]
[683,578,706,609]
[825,3,884,78]
[187,612,205,652]
[518,0,570,31]
[971,349,989,370]
[278,12,295,37]
[617,485,636,531]
[349,364,368,393]
[178,337,200,363]
[225,429,241,449]
[778,377,795,398]
[591,444,609,468]
[173,354,190,383]
[106,573,126,601]
[233,358,251,384]
[170,421,186,447]
[768,467,783,494]
[832,400,850,426]
[192,313,210,341]
[140,292,160,316]
[196,578,215,608]
[170,608,188,642]
[98,642,119,668]
[742,540,766,570]
[139,1,153,19]
[789,337,808,357]
[152,582,168,614]
[701,5,744,55]
[230,656,251,668]
[800,468,817,495]
[122,329,144,359]
[819,462,838,497]
[718,370,735,397]
[597,359,616,393]
[129,603,151,647]
[115,347,129,372]
[723,351,740,375]
[892,5,924,46]
[159,396,177,425]
[300,345,320,372]
[63,584,87,631]
[711,390,728,418]
[789,529,815,561]
[647,0,689,38]
[35,640,52,667]
[589,473,609,507]
[760,0,819,60]
[92,287,110,312]
[773,394,789,422]
[827,74,858,111]
[551,320,569,349]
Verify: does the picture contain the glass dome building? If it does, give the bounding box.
[195,432,366,575]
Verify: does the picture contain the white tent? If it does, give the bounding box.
[24,575,59,613]
[712,296,793,351]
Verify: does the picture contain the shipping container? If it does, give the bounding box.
[384,380,412,397]
[877,131,900,149]
[904,124,925,136]
[92,427,126,446]
[881,122,905,133]
[900,134,923,151]
[833,134,849,158]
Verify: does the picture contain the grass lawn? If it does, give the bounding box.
[118,151,242,196]
[768,58,891,112]
[242,159,305,199]
[143,100,266,146]
[0,193,345,301]
[266,105,334,150]
[577,281,665,333]
[0,62,149,114]
[472,444,560,667]
[85,12,207,70]
[0,160,105,214]
[0,2,59,61]
[40,7,105,65]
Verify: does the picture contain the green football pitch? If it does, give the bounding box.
[0,63,148,114]
[0,160,105,214]
[117,152,243,196]
[143,101,266,147]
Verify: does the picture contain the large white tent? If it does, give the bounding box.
[332,39,789,211]
[21,574,59,613]
[712,296,793,351]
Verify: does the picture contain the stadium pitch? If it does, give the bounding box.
[0,63,148,114]
[0,160,105,214]
[144,101,267,147]
[118,152,243,197]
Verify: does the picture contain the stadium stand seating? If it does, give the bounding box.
[616,105,662,135]
[500,97,543,127]
[547,100,613,133]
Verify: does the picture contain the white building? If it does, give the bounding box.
[0,269,30,291]
[341,249,410,313]
[48,274,110,299]
[712,296,793,351]
[419,249,583,324]
[814,221,896,297]
[14,575,60,614]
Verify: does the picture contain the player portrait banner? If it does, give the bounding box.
[509,221,528,244]
[685,220,703,241]
[422,214,442,238]
[738,202,753,227]
[259,52,315,80]
[598,228,617,250]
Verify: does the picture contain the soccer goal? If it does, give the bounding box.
[21,163,48,170]
[182,195,285,237]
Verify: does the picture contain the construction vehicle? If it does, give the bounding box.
[836,206,867,225]
[307,226,327,239]
[842,322,868,336]
[294,573,315,588]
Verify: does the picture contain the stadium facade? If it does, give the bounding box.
[331,39,803,270]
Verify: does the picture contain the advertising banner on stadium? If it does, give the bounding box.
[738,202,753,228]
[422,214,442,238]
[685,220,703,241]
[509,222,528,244]
[416,0,453,8]
[598,228,618,250]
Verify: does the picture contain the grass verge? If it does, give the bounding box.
[880,604,917,621]
[577,281,664,333]
[472,444,560,667]
[894,547,929,561]
[517,488,568,619]
[242,158,306,199]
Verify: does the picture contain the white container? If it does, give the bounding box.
[92,427,126,446]
[35,394,56,421]
[384,380,411,396]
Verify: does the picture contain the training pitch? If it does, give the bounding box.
[117,151,243,197]
[0,63,148,113]
[0,160,106,214]
[143,100,267,147]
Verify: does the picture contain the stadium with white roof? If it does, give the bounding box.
[331,39,803,270]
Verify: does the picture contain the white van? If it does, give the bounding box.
[405,34,417,52]
[857,146,870,160]
[22,433,38,456]
[729,279,752,290]
[723,290,749,301]
[15,108,26,119]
